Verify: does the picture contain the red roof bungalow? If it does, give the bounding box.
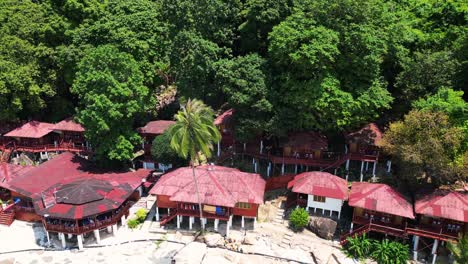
[4,121,57,151]
[214,109,235,154]
[137,120,175,168]
[345,123,382,161]
[287,172,348,219]
[343,182,415,242]
[342,123,383,180]
[0,152,149,249]
[149,165,266,234]
[406,190,467,241]
[1,119,89,161]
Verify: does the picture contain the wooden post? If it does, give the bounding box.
[217,141,221,157]
[281,163,285,175]
[260,140,263,154]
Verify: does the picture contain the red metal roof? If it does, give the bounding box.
[282,132,328,151]
[4,121,55,139]
[415,189,468,223]
[288,172,348,200]
[0,163,35,188]
[349,182,415,219]
[345,123,382,146]
[150,165,266,207]
[5,152,149,219]
[138,120,175,135]
[52,118,85,132]
[214,109,234,126]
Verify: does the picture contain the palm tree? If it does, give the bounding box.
[168,99,221,228]
[447,235,468,264]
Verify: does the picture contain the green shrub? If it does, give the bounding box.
[135,208,148,223]
[127,218,139,229]
[344,235,409,263]
[371,239,409,264]
[447,235,468,264]
[289,207,309,231]
[345,233,372,260]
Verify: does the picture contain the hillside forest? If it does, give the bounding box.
[0,0,466,186]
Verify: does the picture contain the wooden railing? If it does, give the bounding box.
[44,202,132,234]
[405,224,460,241]
[0,141,90,154]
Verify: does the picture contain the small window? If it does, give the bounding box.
[313,195,326,203]
[236,202,251,209]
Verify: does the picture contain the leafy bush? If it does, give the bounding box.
[447,235,468,264]
[151,131,187,167]
[127,218,139,229]
[344,234,409,263]
[136,208,148,223]
[345,233,372,259]
[289,207,309,231]
[371,239,409,264]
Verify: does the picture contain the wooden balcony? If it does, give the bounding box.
[44,202,132,235]
[405,224,460,241]
[0,141,91,154]
[353,216,407,237]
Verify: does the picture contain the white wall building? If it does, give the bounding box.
[288,171,348,219]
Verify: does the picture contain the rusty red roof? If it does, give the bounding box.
[349,182,415,219]
[282,132,328,151]
[0,163,35,188]
[4,121,55,139]
[415,189,468,223]
[345,123,382,146]
[214,109,234,126]
[150,165,266,207]
[288,172,348,200]
[138,120,175,135]
[5,152,149,219]
[52,118,85,132]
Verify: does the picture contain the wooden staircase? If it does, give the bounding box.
[159,209,178,226]
[0,207,15,226]
[340,224,370,245]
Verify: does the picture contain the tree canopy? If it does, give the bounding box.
[0,0,466,170]
[72,45,153,164]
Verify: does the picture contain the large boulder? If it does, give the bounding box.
[204,233,222,247]
[173,242,207,264]
[308,216,337,240]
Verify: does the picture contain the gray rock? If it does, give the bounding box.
[308,216,337,240]
[243,233,258,245]
[173,242,207,264]
[204,233,222,247]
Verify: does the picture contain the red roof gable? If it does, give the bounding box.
[282,132,328,151]
[0,163,34,188]
[349,182,415,219]
[214,109,234,126]
[415,190,468,223]
[5,152,149,219]
[288,172,348,200]
[150,165,266,207]
[52,118,85,132]
[4,121,55,139]
[138,120,175,135]
[345,123,382,146]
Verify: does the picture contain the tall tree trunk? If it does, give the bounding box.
[191,163,204,229]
